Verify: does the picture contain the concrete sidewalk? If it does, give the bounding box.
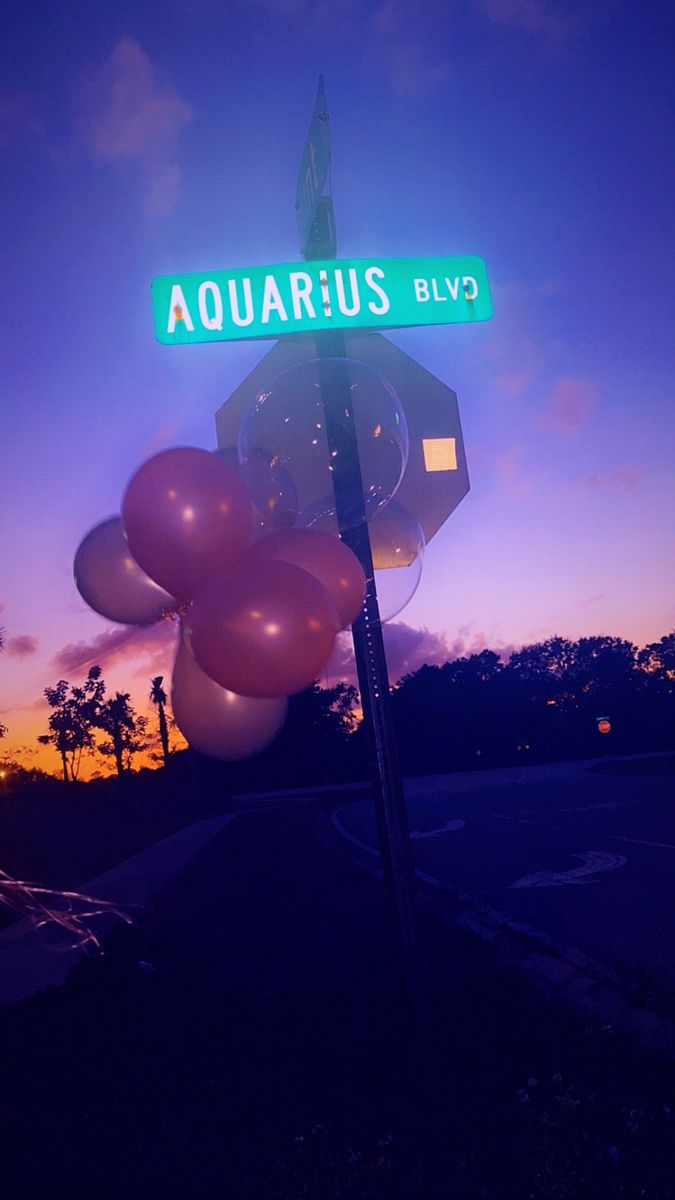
[0,813,234,1007]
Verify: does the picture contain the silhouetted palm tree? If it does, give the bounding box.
[150,676,170,768]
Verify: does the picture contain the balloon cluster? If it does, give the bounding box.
[73,446,366,761]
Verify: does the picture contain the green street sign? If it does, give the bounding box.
[151,254,492,346]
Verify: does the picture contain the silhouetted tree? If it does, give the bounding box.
[0,758,50,789]
[386,633,675,773]
[38,666,105,782]
[150,676,170,767]
[636,632,675,750]
[0,629,6,740]
[390,656,508,772]
[569,636,638,693]
[508,637,576,705]
[446,649,503,686]
[97,692,148,779]
[269,680,359,782]
[638,633,675,681]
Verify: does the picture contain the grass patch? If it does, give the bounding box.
[0,793,674,1197]
[0,762,229,907]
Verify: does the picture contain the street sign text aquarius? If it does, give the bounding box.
[152,255,492,345]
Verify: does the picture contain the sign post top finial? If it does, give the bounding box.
[296,76,335,259]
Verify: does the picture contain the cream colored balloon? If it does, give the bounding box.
[171,637,288,761]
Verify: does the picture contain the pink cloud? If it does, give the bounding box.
[327,622,452,686]
[141,419,184,458]
[77,39,193,216]
[368,0,452,95]
[492,448,533,499]
[326,622,515,688]
[5,635,38,658]
[585,465,646,494]
[129,635,179,681]
[382,622,454,679]
[378,42,452,96]
[540,377,596,433]
[473,0,580,43]
[52,619,178,675]
[581,593,606,607]
[448,628,516,663]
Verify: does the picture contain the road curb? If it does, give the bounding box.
[317,807,675,1058]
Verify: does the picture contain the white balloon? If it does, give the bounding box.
[74,516,177,625]
[171,637,288,761]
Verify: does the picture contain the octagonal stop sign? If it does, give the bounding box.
[215,331,469,547]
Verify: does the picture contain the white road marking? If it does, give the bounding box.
[610,835,675,851]
[562,802,623,812]
[511,851,627,889]
[329,811,446,891]
[410,819,465,839]
[493,813,543,826]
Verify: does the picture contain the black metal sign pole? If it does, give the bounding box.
[297,88,424,1008]
[313,332,424,1012]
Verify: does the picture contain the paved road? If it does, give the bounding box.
[333,761,675,993]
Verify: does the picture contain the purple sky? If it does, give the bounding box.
[1,0,673,772]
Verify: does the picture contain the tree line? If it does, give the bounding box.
[2,630,673,786]
[185,631,675,791]
[385,632,675,775]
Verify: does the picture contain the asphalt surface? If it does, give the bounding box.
[332,760,675,994]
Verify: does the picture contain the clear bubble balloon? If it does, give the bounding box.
[243,528,365,629]
[214,445,297,535]
[186,559,340,698]
[121,447,252,601]
[369,503,425,622]
[295,493,341,536]
[238,358,408,529]
[74,516,177,625]
[241,448,298,530]
[171,636,287,760]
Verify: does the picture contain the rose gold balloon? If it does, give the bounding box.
[74,516,177,625]
[243,528,365,629]
[186,560,340,698]
[121,447,251,600]
[171,638,287,760]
